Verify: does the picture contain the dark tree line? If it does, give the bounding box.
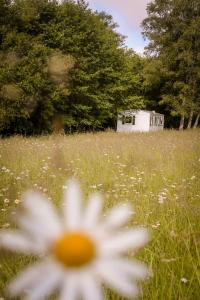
[0,0,144,135]
[0,0,199,135]
[142,0,200,129]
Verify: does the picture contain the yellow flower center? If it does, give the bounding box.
[53,232,96,268]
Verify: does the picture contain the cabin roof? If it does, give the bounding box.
[119,109,164,116]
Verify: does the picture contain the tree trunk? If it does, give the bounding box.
[187,110,193,129]
[179,114,185,130]
[114,116,118,131]
[193,113,200,129]
[114,107,118,131]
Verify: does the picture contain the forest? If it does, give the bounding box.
[0,0,200,135]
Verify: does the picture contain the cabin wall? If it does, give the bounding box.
[117,121,133,132]
[149,124,164,131]
[117,111,164,132]
[135,112,150,132]
[149,114,164,132]
[117,112,150,132]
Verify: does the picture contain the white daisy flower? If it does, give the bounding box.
[0,179,149,300]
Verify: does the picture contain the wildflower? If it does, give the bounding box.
[158,195,165,204]
[151,222,160,229]
[90,185,97,189]
[181,277,188,283]
[14,199,21,204]
[0,179,149,300]
[161,258,177,263]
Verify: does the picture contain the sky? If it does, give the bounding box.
[87,0,150,54]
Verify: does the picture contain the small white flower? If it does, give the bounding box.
[181,277,188,283]
[0,179,149,300]
[90,185,97,189]
[158,195,165,204]
[14,199,21,204]
[161,258,177,263]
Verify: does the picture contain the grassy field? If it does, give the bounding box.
[0,130,200,299]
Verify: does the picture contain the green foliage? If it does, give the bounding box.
[142,0,200,129]
[0,0,144,135]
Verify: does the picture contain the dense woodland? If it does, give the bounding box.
[0,0,199,135]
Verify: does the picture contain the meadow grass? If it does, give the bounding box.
[0,130,200,299]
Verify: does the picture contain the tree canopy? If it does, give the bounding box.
[0,0,144,135]
[142,0,200,129]
[1,0,200,135]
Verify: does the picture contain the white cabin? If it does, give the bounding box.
[117,110,164,132]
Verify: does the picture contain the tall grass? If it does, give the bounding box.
[0,130,200,299]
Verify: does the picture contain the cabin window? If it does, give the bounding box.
[156,116,159,126]
[150,116,153,126]
[121,115,135,125]
[124,115,132,124]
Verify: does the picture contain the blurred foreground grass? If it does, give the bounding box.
[0,130,200,299]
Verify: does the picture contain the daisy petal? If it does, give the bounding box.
[59,274,80,300]
[79,272,103,300]
[82,193,103,229]
[100,258,148,280]
[103,203,133,230]
[63,179,82,229]
[0,231,42,254]
[17,214,60,249]
[8,258,61,297]
[100,228,149,256]
[24,267,63,300]
[96,262,138,298]
[21,191,62,240]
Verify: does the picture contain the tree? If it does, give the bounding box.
[142,0,200,129]
[0,0,144,135]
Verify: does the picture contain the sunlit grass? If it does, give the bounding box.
[0,130,200,299]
